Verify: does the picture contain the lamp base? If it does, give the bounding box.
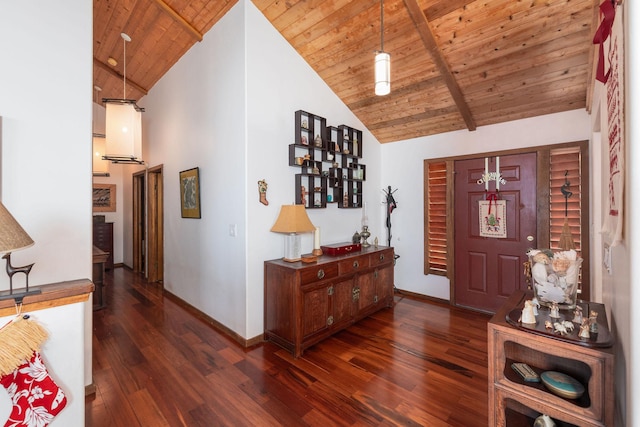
[282,233,302,262]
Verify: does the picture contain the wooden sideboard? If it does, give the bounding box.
[264,245,394,357]
[93,221,113,270]
[488,290,615,426]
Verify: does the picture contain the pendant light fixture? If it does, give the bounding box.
[374,0,391,96]
[103,33,145,164]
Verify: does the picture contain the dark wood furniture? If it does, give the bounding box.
[264,245,394,357]
[291,110,366,209]
[92,245,109,310]
[93,221,113,270]
[488,290,614,426]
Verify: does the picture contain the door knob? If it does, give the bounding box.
[527,235,534,242]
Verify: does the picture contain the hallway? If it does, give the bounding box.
[85,267,490,426]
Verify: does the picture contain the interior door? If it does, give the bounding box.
[133,171,145,274]
[454,153,537,312]
[147,165,164,283]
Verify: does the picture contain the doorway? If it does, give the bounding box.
[453,153,537,312]
[147,165,164,283]
[132,166,164,283]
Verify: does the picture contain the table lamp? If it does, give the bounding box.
[0,202,39,302]
[271,205,316,262]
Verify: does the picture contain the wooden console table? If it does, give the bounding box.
[264,245,394,357]
[488,290,614,426]
[92,245,109,310]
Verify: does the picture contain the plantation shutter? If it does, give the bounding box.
[549,147,582,256]
[427,161,447,274]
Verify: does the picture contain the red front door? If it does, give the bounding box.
[454,153,537,312]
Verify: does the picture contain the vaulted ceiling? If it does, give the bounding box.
[93,0,600,143]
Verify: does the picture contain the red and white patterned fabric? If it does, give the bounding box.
[0,351,66,427]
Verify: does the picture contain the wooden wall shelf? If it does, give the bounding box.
[0,279,94,316]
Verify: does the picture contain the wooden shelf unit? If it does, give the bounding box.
[291,110,365,209]
[488,291,614,426]
[264,245,394,357]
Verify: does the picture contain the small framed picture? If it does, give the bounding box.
[93,183,116,212]
[179,167,201,218]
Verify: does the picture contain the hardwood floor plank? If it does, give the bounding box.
[86,268,490,426]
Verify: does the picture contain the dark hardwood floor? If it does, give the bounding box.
[85,267,491,426]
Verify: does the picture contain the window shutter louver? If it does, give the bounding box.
[427,162,447,274]
[549,147,582,256]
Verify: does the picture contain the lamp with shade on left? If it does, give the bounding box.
[271,205,316,262]
[0,202,40,302]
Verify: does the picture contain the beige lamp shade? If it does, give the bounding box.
[271,205,316,234]
[0,203,34,254]
[104,100,143,162]
[93,134,110,174]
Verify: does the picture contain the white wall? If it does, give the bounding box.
[244,1,384,339]
[381,110,591,299]
[140,0,384,340]
[141,3,249,335]
[0,1,92,425]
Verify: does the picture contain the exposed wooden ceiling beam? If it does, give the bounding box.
[403,0,477,131]
[152,0,203,42]
[93,58,149,96]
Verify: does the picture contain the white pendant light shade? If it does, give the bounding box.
[375,51,391,96]
[92,135,110,175]
[104,100,143,162]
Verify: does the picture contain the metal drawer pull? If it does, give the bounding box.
[379,254,385,261]
[317,269,325,279]
[353,261,359,268]
[352,287,360,301]
[327,316,334,326]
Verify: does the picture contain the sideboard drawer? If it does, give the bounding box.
[299,263,338,285]
[369,249,393,267]
[338,256,369,275]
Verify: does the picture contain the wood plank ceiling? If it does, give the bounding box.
[94,0,601,143]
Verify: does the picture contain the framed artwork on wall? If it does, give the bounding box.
[93,183,116,212]
[180,167,201,218]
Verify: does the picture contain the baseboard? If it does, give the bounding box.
[85,383,96,396]
[394,288,450,306]
[163,289,263,349]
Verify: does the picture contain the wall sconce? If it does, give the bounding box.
[92,133,110,176]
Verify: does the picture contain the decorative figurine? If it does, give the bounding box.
[520,300,536,324]
[343,192,349,207]
[553,322,568,335]
[589,310,599,333]
[579,318,590,339]
[549,301,560,318]
[352,231,361,244]
[257,179,268,206]
[314,134,323,147]
[301,186,307,206]
[374,237,379,248]
[572,305,583,324]
[531,298,540,316]
[301,119,308,129]
[544,320,553,329]
[533,414,556,427]
[301,135,308,145]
